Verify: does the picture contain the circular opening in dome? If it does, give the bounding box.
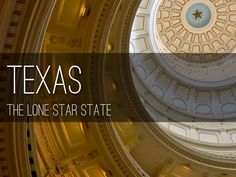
[186,3,212,28]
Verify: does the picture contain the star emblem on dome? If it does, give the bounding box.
[192,9,203,20]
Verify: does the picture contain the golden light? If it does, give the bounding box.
[106,43,113,52]
[182,164,191,171]
[80,6,90,17]
[111,82,118,91]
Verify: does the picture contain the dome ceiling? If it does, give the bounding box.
[155,0,236,62]
[130,0,236,88]
[154,0,236,88]
[130,0,236,158]
[2,0,236,176]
